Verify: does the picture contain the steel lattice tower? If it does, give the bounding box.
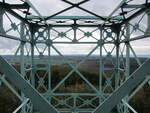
[0,0,150,113]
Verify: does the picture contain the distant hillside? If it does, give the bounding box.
[2,55,148,74]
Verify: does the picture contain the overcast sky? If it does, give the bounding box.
[0,0,150,56]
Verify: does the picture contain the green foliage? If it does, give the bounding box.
[130,84,150,113]
[0,85,20,113]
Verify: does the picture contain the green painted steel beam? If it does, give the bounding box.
[1,2,30,9]
[0,56,58,113]
[62,0,106,21]
[0,75,23,101]
[0,2,30,24]
[27,15,123,20]
[93,59,150,113]
[0,33,30,43]
[121,3,150,25]
[128,76,150,100]
[122,4,145,8]
[120,35,150,43]
[44,0,89,21]
[39,24,112,27]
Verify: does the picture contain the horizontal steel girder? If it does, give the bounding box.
[94,58,150,113]
[0,56,57,113]
[0,2,29,9]
[27,15,123,20]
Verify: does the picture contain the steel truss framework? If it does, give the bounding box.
[0,0,150,113]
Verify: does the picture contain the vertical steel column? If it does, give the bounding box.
[73,20,77,42]
[0,7,5,34]
[125,24,130,79]
[123,23,130,113]
[99,27,103,102]
[47,28,52,101]
[115,33,122,113]
[145,9,150,35]
[30,25,36,87]
[30,25,36,113]
[20,22,26,113]
[20,22,25,80]
[115,26,122,113]
[20,23,33,113]
[73,24,77,110]
[115,31,120,89]
[0,4,4,87]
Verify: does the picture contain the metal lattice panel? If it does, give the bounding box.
[0,0,150,113]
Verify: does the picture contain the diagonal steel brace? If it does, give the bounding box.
[94,59,150,113]
[0,56,57,113]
